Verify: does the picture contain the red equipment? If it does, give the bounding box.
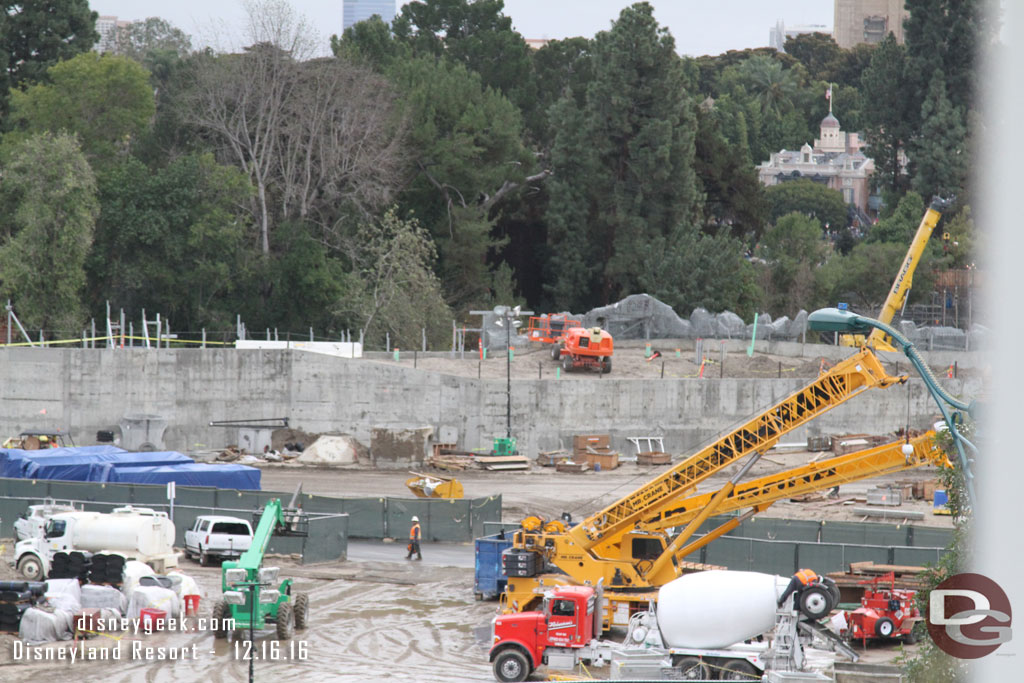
[844,572,921,645]
[526,314,582,360]
[556,327,613,373]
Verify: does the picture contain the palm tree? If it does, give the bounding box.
[738,55,799,118]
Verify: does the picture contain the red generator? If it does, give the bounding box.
[844,572,921,645]
[556,327,613,373]
[526,314,582,359]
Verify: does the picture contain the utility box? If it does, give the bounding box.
[238,428,274,455]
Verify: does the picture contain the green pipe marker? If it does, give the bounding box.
[393,347,400,361]
[556,367,561,379]
[747,313,758,357]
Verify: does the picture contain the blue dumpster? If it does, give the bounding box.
[474,531,514,600]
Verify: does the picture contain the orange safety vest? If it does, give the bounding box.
[410,523,421,540]
[795,568,818,585]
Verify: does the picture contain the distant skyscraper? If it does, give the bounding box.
[769,21,831,52]
[343,0,397,31]
[833,0,909,49]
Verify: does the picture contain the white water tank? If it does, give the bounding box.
[60,510,175,557]
[656,570,789,649]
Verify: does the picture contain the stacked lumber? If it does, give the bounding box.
[427,454,475,471]
[536,450,568,467]
[475,455,530,471]
[827,561,928,592]
[556,461,589,473]
[637,451,671,466]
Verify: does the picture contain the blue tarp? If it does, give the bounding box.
[0,446,129,478]
[105,463,261,490]
[22,451,193,482]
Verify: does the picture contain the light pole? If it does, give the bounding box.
[808,307,978,509]
[493,305,521,449]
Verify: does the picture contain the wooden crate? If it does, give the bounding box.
[556,461,589,473]
[806,435,832,452]
[637,451,671,466]
[585,451,619,470]
[537,450,568,467]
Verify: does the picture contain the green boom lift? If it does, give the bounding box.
[212,494,310,640]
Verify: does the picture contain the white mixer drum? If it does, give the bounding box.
[656,570,788,649]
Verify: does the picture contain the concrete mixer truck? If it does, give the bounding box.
[489,570,847,682]
[13,506,178,580]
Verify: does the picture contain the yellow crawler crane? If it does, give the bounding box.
[501,347,910,628]
[841,196,952,351]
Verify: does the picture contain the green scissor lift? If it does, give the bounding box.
[212,496,310,640]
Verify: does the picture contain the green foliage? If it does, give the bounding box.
[343,209,453,348]
[936,206,977,270]
[389,55,530,306]
[694,106,768,241]
[331,15,410,69]
[526,37,593,147]
[0,132,98,334]
[783,33,840,83]
[911,70,969,199]
[87,154,252,330]
[765,180,848,231]
[391,0,533,111]
[757,213,827,314]
[633,223,762,319]
[9,53,156,166]
[115,16,193,64]
[820,240,934,313]
[545,2,701,310]
[860,35,911,195]
[868,192,925,244]
[1,0,98,89]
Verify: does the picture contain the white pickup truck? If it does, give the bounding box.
[184,515,253,566]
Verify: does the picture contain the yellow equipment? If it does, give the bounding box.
[405,472,464,499]
[841,196,952,351]
[501,346,939,629]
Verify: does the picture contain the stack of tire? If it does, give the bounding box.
[0,581,45,633]
[88,554,126,586]
[49,551,92,580]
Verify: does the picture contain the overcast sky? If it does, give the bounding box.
[89,0,833,57]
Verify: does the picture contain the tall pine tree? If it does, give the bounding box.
[545,3,701,310]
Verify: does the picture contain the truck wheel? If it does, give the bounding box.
[276,602,295,640]
[903,621,924,644]
[720,659,759,680]
[601,357,612,373]
[799,585,834,620]
[493,649,530,682]
[199,549,210,567]
[550,343,562,360]
[212,600,229,639]
[293,593,310,630]
[17,555,44,581]
[674,656,710,680]
[561,355,573,372]
[875,617,896,638]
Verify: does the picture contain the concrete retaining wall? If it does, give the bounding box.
[0,346,983,461]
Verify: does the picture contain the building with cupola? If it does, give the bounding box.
[757,108,877,224]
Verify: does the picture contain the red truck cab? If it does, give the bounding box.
[490,586,596,682]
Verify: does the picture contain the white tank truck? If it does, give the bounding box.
[13,506,178,580]
[488,570,856,682]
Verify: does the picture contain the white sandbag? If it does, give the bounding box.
[81,584,127,612]
[19,607,75,645]
[126,585,180,620]
[122,560,158,598]
[167,570,202,599]
[43,579,82,614]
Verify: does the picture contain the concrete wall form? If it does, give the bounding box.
[0,346,983,463]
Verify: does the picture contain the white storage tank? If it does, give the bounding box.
[656,570,788,649]
[56,510,175,557]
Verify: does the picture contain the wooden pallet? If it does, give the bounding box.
[637,451,671,466]
[475,455,531,471]
[555,461,589,473]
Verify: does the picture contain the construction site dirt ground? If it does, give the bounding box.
[0,459,943,681]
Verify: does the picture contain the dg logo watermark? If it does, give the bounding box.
[928,573,1013,658]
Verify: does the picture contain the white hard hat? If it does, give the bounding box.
[411,516,419,522]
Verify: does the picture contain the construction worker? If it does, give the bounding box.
[778,568,818,607]
[406,515,422,560]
